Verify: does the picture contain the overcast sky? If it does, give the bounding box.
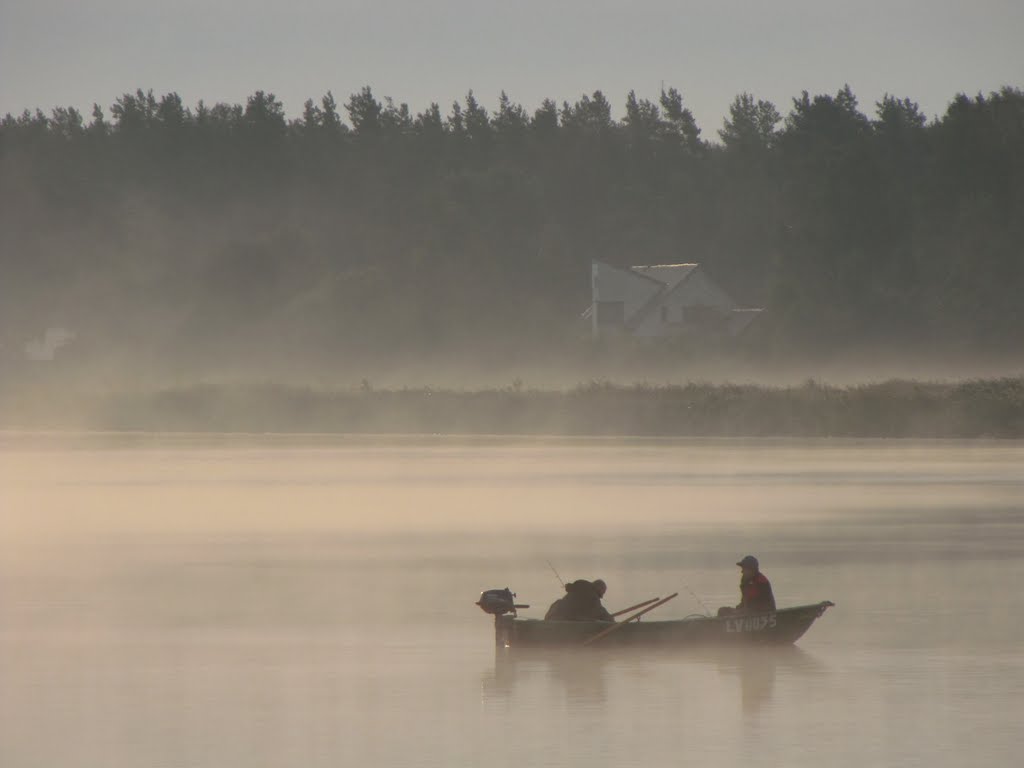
[2,0,1021,136]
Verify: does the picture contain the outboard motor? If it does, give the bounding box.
[476,588,528,617]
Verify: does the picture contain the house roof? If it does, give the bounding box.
[629,263,699,290]
[590,260,762,337]
[624,264,702,331]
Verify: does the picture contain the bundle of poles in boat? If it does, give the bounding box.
[584,593,679,646]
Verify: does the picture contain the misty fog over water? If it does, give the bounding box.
[1,434,1022,767]
[4,6,1022,765]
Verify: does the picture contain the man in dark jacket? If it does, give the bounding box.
[544,578,615,622]
[718,555,776,616]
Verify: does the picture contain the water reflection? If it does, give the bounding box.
[483,644,826,714]
[712,646,826,714]
[484,647,612,703]
[5,437,1021,768]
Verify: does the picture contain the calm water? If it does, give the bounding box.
[1,434,1022,767]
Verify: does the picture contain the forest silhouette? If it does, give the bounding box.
[1,84,1022,382]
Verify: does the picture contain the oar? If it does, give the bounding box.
[609,597,660,618]
[583,592,678,646]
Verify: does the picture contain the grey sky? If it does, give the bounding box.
[2,0,1022,136]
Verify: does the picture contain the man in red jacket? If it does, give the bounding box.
[718,555,776,616]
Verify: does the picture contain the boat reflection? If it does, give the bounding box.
[711,645,826,714]
[482,646,612,703]
[482,644,826,713]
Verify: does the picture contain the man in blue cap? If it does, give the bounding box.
[718,555,776,616]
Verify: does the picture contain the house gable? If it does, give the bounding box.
[591,261,665,336]
[591,260,758,339]
[630,265,738,336]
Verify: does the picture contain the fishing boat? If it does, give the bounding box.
[476,588,834,649]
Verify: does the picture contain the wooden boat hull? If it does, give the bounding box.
[495,601,834,648]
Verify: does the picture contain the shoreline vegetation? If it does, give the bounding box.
[4,377,1022,438]
[4,81,1022,440]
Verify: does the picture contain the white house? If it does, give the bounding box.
[588,261,762,340]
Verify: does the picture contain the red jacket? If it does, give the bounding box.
[739,572,776,612]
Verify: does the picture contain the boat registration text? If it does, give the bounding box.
[725,614,778,633]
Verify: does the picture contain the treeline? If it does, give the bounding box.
[7,378,1023,438]
[1,84,1022,373]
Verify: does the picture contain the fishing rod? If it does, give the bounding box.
[545,559,565,588]
[682,581,712,617]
